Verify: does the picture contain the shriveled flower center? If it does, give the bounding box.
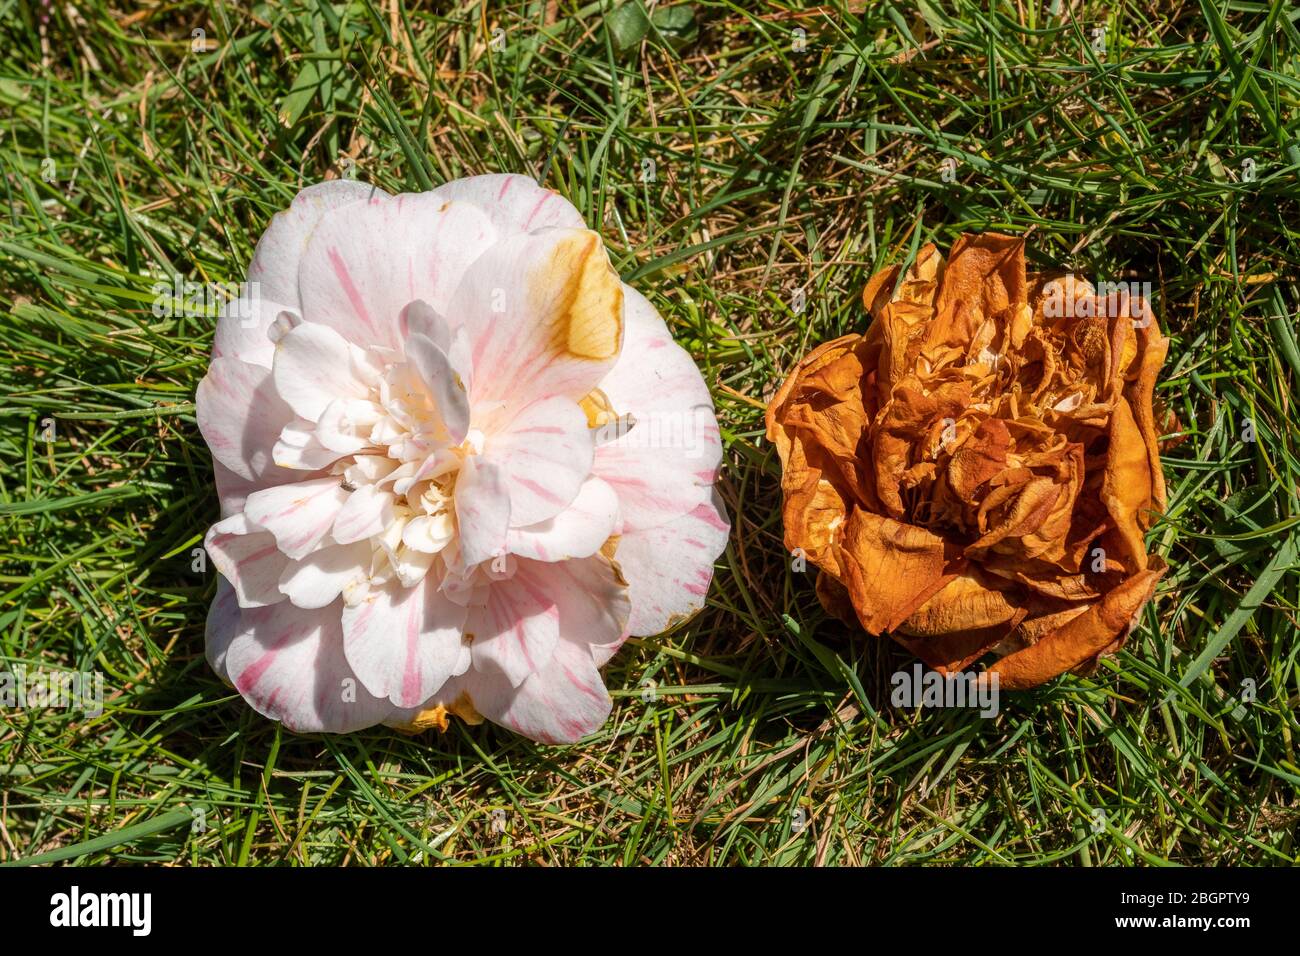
[896,302,1139,551]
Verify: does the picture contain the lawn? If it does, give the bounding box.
[0,0,1297,865]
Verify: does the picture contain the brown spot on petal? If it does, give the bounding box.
[540,230,623,360]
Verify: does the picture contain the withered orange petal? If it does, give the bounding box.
[862,263,902,317]
[1130,320,1170,512]
[898,569,1022,636]
[948,418,1011,504]
[782,467,849,577]
[928,233,1027,350]
[969,476,1061,552]
[766,334,861,437]
[982,564,1163,690]
[836,508,960,635]
[1100,397,1153,573]
[892,619,1022,675]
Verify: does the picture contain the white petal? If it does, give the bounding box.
[454,457,510,566]
[272,322,373,422]
[273,418,349,471]
[392,546,436,588]
[212,295,297,369]
[593,286,722,530]
[462,555,629,742]
[213,459,301,519]
[456,641,610,745]
[402,513,455,553]
[467,562,560,687]
[406,332,470,443]
[507,476,619,561]
[243,476,349,560]
[429,173,585,237]
[205,513,290,608]
[197,357,294,481]
[615,490,729,635]
[297,192,497,349]
[482,396,594,527]
[341,578,469,707]
[315,398,384,454]
[399,299,451,352]
[278,542,370,609]
[332,484,395,544]
[205,577,242,683]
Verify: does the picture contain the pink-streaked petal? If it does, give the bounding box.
[471,555,629,688]
[196,357,294,481]
[461,555,629,743]
[223,600,393,733]
[615,490,729,635]
[507,476,619,562]
[341,578,469,707]
[454,457,510,566]
[429,173,586,237]
[541,554,631,648]
[332,484,395,544]
[272,322,372,422]
[593,286,722,531]
[467,563,560,687]
[297,193,497,350]
[455,228,623,413]
[247,180,387,309]
[590,631,629,668]
[406,332,470,443]
[456,638,610,745]
[384,556,629,742]
[278,542,370,609]
[205,577,241,683]
[205,513,290,608]
[483,396,593,528]
[213,459,302,519]
[243,476,349,560]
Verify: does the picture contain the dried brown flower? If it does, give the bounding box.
[766,234,1168,688]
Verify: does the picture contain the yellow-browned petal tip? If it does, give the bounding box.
[393,704,450,734]
[544,230,624,360]
[579,386,617,428]
[391,692,484,734]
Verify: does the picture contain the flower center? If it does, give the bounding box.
[318,352,479,605]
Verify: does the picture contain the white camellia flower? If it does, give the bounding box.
[198,174,729,744]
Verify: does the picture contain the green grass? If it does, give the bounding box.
[1,0,1298,866]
